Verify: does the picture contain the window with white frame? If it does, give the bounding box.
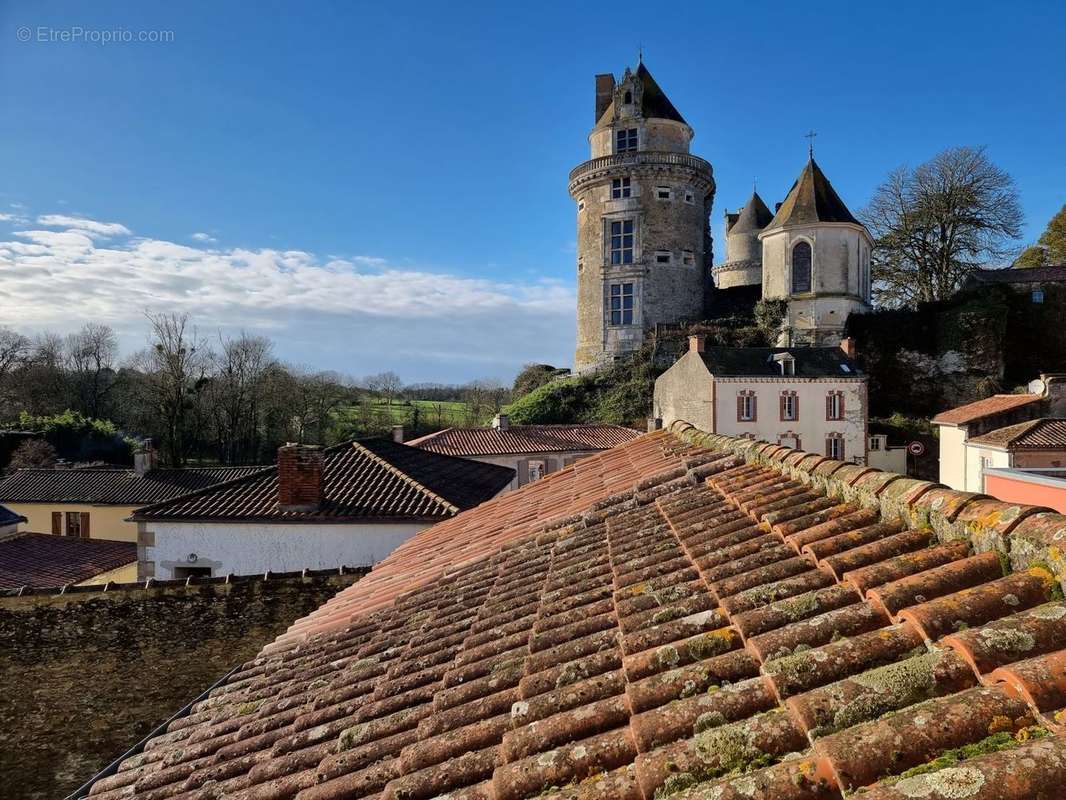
[609,219,634,264]
[615,128,638,153]
[826,433,845,460]
[611,177,631,199]
[737,390,756,422]
[609,283,634,325]
[656,186,672,201]
[780,391,798,421]
[826,391,844,421]
[655,251,672,265]
[869,435,883,451]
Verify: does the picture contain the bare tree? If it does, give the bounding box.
[129,313,209,466]
[205,332,276,463]
[364,371,403,405]
[65,323,119,419]
[6,439,58,473]
[0,327,30,416]
[861,146,1023,307]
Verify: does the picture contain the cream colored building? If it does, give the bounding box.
[654,336,868,462]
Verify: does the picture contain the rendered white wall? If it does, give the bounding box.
[937,426,968,490]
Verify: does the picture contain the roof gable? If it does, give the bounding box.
[596,62,687,126]
[764,157,861,231]
[132,439,515,522]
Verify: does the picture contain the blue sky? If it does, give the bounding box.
[1,0,1063,383]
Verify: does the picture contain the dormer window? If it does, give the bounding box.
[616,128,638,153]
[792,241,812,294]
[771,352,795,376]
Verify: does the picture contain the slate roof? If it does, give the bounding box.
[0,503,25,527]
[729,191,774,235]
[0,532,135,589]
[968,418,1066,450]
[81,426,1066,800]
[931,393,1043,425]
[764,158,861,232]
[596,62,687,126]
[131,439,515,523]
[408,425,640,458]
[699,346,861,378]
[0,465,266,505]
[967,265,1066,285]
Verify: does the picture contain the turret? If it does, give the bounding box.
[570,61,715,372]
[714,191,773,289]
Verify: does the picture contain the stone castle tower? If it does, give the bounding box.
[759,157,873,345]
[713,191,773,290]
[569,61,715,373]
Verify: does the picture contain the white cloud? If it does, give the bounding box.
[0,212,575,381]
[36,214,132,239]
[190,232,216,243]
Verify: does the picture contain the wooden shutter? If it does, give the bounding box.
[737,395,744,422]
[51,511,62,535]
[839,437,846,461]
[80,512,91,539]
[751,395,757,422]
[779,393,786,421]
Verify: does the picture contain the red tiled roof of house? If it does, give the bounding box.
[82,427,1066,800]
[931,393,1042,425]
[130,438,515,523]
[0,533,135,589]
[408,424,640,457]
[968,417,1066,450]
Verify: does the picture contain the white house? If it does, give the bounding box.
[654,335,868,463]
[130,439,514,579]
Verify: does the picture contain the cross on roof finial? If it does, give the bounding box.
[805,130,817,159]
[638,45,643,64]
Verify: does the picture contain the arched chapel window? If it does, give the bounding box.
[624,90,632,104]
[792,241,812,294]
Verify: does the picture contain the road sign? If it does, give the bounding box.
[907,441,926,457]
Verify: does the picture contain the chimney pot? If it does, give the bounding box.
[595,74,615,122]
[392,425,404,443]
[647,417,662,432]
[493,414,510,431]
[133,439,157,477]
[277,444,324,513]
[689,335,707,354]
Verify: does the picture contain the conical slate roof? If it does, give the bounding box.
[730,191,774,234]
[597,62,687,126]
[764,158,860,231]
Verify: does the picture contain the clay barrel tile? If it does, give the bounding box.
[851,735,1066,800]
[742,597,884,662]
[942,601,1066,674]
[955,498,1047,553]
[801,520,904,563]
[812,685,1033,792]
[383,744,502,800]
[502,694,629,761]
[848,470,905,500]
[897,569,1059,642]
[632,709,807,799]
[625,646,756,712]
[1006,511,1066,577]
[783,648,977,739]
[761,623,925,700]
[669,757,841,800]
[509,670,625,728]
[989,649,1066,712]
[754,494,834,527]
[709,556,814,600]
[907,487,985,531]
[731,584,860,640]
[837,537,965,593]
[866,551,1006,618]
[783,509,882,553]
[536,763,642,800]
[520,649,621,698]
[719,569,836,616]
[770,504,858,540]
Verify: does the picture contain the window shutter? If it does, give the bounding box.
[752,395,757,422]
[839,438,846,461]
[826,394,832,420]
[838,393,845,418]
[80,512,91,539]
[793,395,799,421]
[779,393,786,421]
[51,512,62,535]
[737,395,743,421]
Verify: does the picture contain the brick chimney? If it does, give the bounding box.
[492,413,510,431]
[839,337,857,360]
[392,425,404,443]
[595,74,615,123]
[689,335,707,354]
[133,439,158,477]
[277,444,324,513]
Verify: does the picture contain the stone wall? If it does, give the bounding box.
[0,570,364,800]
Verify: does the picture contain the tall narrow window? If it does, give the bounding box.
[826,433,845,460]
[780,391,798,421]
[826,391,845,421]
[615,128,638,153]
[737,390,757,422]
[609,283,634,325]
[65,511,82,538]
[623,90,632,104]
[792,241,812,294]
[609,219,634,264]
[611,177,631,199]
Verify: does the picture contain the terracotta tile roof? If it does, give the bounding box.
[131,439,515,523]
[81,427,1066,800]
[968,418,1066,450]
[931,393,1043,425]
[408,424,640,457]
[0,533,135,589]
[967,265,1066,285]
[0,465,266,505]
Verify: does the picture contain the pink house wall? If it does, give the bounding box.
[984,473,1066,514]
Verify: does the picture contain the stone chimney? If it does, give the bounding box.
[277,444,324,513]
[689,335,707,354]
[492,414,510,431]
[647,417,662,432]
[392,425,404,443]
[133,439,158,477]
[595,74,615,122]
[839,337,857,360]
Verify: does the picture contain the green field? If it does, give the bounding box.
[333,398,489,437]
